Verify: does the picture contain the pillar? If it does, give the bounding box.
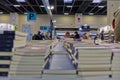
[10,13,19,30]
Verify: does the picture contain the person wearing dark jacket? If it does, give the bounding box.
[74,31,80,41]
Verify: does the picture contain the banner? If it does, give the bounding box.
[75,13,82,27]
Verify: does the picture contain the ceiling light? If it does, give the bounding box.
[47,6,54,10]
[64,13,69,15]
[98,6,104,8]
[64,0,73,3]
[52,20,56,23]
[93,0,102,3]
[0,12,3,14]
[89,13,94,15]
[13,5,20,7]
[16,0,25,2]
[51,6,54,10]
[66,5,72,8]
[40,5,44,7]
[24,12,27,14]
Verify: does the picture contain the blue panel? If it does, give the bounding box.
[27,12,36,21]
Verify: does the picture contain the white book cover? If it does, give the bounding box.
[78,60,110,64]
[78,53,111,57]
[42,74,77,78]
[78,64,111,68]
[9,68,43,71]
[9,74,41,78]
[12,55,45,60]
[78,49,111,53]
[77,75,109,78]
[0,68,9,72]
[9,71,42,75]
[78,57,111,61]
[43,70,76,74]
[78,71,111,75]
[0,52,13,56]
[0,60,10,64]
[14,51,48,56]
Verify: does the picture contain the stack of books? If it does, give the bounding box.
[42,54,77,78]
[112,50,120,78]
[0,31,15,52]
[9,45,50,78]
[0,31,27,77]
[77,48,112,78]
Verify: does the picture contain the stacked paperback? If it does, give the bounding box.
[77,48,112,78]
[42,54,77,78]
[9,45,50,78]
[0,30,27,77]
[112,49,120,78]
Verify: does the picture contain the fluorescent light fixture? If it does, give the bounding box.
[24,12,27,14]
[93,0,102,3]
[0,12,3,14]
[16,0,25,2]
[51,6,54,10]
[47,6,54,10]
[13,5,20,7]
[52,20,56,23]
[64,0,73,3]
[64,13,69,15]
[40,5,44,7]
[54,26,57,28]
[89,13,94,15]
[66,5,72,8]
[98,6,104,8]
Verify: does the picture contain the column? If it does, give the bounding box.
[107,0,120,25]
[10,13,19,30]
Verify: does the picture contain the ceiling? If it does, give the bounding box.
[0,0,107,15]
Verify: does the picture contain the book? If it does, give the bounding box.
[0,56,11,60]
[78,71,111,76]
[9,74,41,78]
[0,72,8,76]
[0,52,13,56]
[43,70,76,74]
[42,74,77,78]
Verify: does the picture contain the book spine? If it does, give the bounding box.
[0,44,13,48]
[3,31,15,35]
[0,72,8,76]
[0,48,12,52]
[0,65,10,68]
[0,56,11,60]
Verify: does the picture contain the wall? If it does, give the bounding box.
[0,14,107,33]
[0,14,10,23]
[19,15,50,33]
[82,15,107,28]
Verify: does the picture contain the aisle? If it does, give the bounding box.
[52,42,66,52]
[42,42,76,78]
[50,54,75,70]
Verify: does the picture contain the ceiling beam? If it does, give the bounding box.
[17,1,28,12]
[63,3,65,13]
[76,0,85,13]
[82,2,92,13]
[101,9,107,14]
[94,6,106,14]
[88,4,100,13]
[0,2,14,12]
[69,0,76,14]
[42,0,53,20]
[54,0,57,14]
[0,5,10,13]
[26,0,35,11]
[35,0,43,13]
[6,0,23,13]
